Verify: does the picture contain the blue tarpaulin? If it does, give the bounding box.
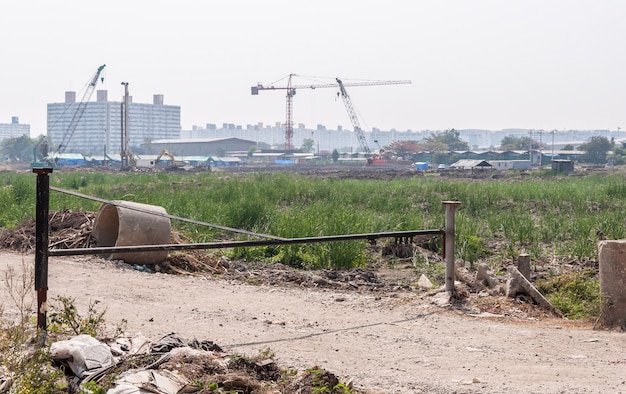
[414,162,430,171]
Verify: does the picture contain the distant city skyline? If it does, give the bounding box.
[1,108,622,154]
[182,123,622,153]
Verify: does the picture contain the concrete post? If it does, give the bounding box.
[33,167,53,343]
[598,240,626,329]
[517,253,531,280]
[443,201,461,293]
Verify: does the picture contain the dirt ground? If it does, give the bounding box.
[1,250,626,394]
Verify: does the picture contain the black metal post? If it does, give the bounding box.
[33,167,53,341]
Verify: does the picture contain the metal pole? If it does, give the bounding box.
[443,201,461,293]
[120,100,124,170]
[539,130,543,169]
[529,130,533,166]
[121,82,129,169]
[33,167,53,343]
[552,130,556,160]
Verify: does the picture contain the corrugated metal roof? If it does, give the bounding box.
[151,137,255,144]
[47,153,85,160]
[451,159,492,168]
[212,156,241,162]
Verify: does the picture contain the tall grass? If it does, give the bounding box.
[2,170,625,269]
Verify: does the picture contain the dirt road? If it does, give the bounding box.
[1,251,625,393]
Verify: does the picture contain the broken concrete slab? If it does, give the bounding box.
[417,274,433,289]
[506,267,563,318]
[475,263,500,289]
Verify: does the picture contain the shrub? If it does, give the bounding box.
[535,270,600,319]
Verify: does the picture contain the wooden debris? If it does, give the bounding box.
[0,210,95,252]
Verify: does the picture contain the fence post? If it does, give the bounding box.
[443,201,461,293]
[33,167,53,344]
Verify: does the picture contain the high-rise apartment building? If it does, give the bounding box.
[47,90,180,156]
[0,117,30,143]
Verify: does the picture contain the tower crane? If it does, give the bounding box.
[53,64,106,156]
[251,74,411,150]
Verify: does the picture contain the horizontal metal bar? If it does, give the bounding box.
[49,229,443,257]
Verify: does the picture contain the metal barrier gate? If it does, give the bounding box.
[33,168,461,338]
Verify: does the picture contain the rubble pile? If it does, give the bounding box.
[45,333,361,394]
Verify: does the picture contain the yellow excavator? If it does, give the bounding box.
[154,149,186,170]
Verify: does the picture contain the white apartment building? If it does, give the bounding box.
[181,124,426,154]
[47,90,180,156]
[0,117,30,143]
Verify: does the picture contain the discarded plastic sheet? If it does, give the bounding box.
[50,334,114,378]
[107,370,192,394]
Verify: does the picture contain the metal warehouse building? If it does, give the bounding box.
[143,138,256,157]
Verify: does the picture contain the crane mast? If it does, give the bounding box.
[335,78,370,154]
[252,75,411,150]
[56,64,106,155]
[285,74,296,150]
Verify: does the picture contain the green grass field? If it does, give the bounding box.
[3,168,619,318]
[1,169,624,269]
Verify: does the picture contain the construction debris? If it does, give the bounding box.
[0,210,226,275]
[49,332,358,394]
[0,210,95,252]
[506,266,564,318]
[50,334,114,378]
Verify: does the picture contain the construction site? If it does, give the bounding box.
[29,67,414,172]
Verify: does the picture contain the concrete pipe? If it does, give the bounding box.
[92,201,171,265]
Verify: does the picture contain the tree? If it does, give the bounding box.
[608,145,626,165]
[247,146,256,158]
[1,135,37,162]
[500,135,542,150]
[423,129,469,151]
[331,149,339,163]
[579,136,613,164]
[562,144,574,151]
[300,138,315,153]
[387,140,420,160]
[420,139,448,153]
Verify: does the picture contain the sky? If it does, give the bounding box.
[1,0,625,136]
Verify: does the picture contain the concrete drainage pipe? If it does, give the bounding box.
[92,201,171,265]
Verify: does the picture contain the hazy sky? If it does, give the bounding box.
[1,0,625,135]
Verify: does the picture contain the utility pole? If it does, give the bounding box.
[529,130,533,167]
[539,130,543,169]
[551,130,556,164]
[121,82,130,170]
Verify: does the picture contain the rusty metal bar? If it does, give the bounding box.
[49,229,443,257]
[33,167,53,342]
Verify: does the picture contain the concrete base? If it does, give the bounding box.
[598,240,626,329]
